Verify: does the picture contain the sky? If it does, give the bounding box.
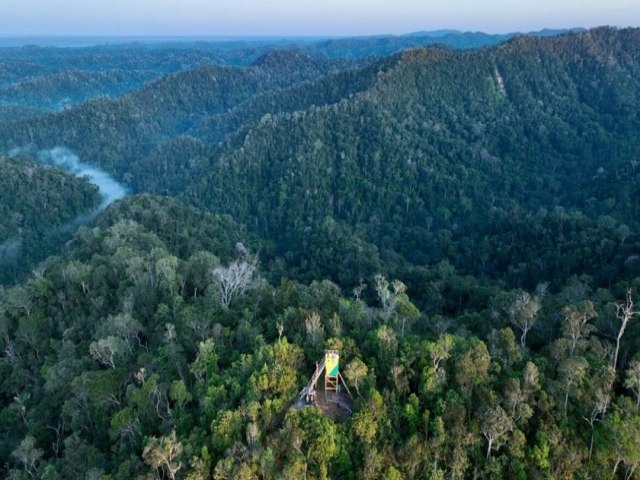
[0,0,638,37]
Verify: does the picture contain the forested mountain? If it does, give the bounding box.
[0,29,575,121]
[0,155,100,282]
[303,28,584,59]
[303,30,516,59]
[178,27,640,289]
[1,27,640,480]
[2,26,639,310]
[0,47,256,119]
[0,44,313,120]
[0,70,160,112]
[0,44,267,79]
[0,51,349,183]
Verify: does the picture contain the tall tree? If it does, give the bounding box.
[613,289,637,371]
[506,289,542,348]
[479,405,513,459]
[142,430,183,480]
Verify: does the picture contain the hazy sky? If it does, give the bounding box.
[0,0,638,36]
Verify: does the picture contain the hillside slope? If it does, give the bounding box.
[0,193,638,479]
[180,28,640,287]
[0,155,101,281]
[0,51,349,183]
[1,29,638,289]
[0,69,159,113]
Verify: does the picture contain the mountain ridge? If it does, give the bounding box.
[0,26,640,480]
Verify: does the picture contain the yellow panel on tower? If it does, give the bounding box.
[325,350,339,377]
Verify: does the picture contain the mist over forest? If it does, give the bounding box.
[0,26,639,480]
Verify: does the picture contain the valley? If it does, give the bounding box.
[0,27,639,480]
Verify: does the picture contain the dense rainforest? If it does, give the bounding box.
[0,27,640,479]
[0,28,576,119]
[0,155,101,283]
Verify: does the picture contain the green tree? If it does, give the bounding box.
[478,406,513,459]
[345,358,368,397]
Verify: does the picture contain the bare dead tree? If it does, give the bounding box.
[89,336,125,369]
[210,257,258,309]
[613,289,637,371]
[142,430,183,480]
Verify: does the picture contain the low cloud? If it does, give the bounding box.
[36,147,127,211]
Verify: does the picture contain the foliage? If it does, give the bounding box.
[0,28,639,479]
[0,155,101,282]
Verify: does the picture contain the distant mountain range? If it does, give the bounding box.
[0,27,585,49]
[404,27,586,38]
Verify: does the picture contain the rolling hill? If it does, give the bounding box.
[0,28,640,480]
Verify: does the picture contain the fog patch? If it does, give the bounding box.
[36,147,127,212]
[1,147,127,278]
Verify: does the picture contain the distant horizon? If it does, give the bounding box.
[0,26,606,48]
[0,25,619,39]
[1,0,638,38]
[0,26,636,39]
